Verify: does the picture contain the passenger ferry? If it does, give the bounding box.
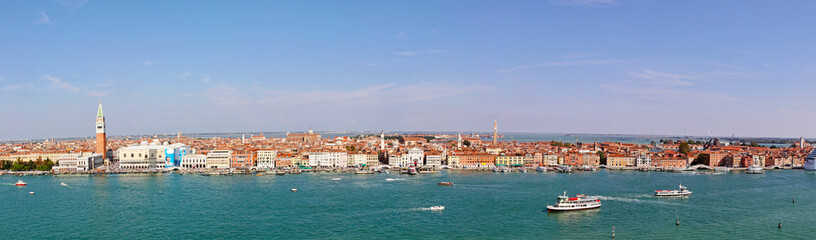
[805,149,816,171]
[746,165,764,174]
[655,184,692,197]
[408,166,418,175]
[546,191,601,212]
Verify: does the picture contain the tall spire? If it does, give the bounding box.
[493,119,498,144]
[97,101,104,119]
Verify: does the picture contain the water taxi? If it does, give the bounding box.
[15,180,27,186]
[655,184,692,197]
[546,191,601,212]
[438,182,454,186]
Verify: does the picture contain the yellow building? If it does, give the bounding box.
[496,155,525,166]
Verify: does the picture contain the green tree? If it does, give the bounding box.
[463,140,471,147]
[749,142,760,147]
[678,142,691,154]
[597,151,607,165]
[790,143,798,148]
[691,153,710,166]
[770,145,778,149]
[10,158,25,171]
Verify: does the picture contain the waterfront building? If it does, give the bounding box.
[459,154,495,167]
[349,153,367,167]
[582,153,600,166]
[117,141,190,169]
[366,153,379,167]
[543,154,559,166]
[523,154,535,167]
[636,154,651,167]
[496,155,524,166]
[388,154,402,167]
[256,150,277,169]
[54,153,104,171]
[652,158,687,169]
[95,103,107,161]
[406,148,424,166]
[181,154,206,169]
[447,155,460,167]
[206,150,232,169]
[425,154,442,167]
[308,151,347,167]
[277,153,296,167]
[608,154,636,167]
[751,154,766,167]
[230,151,252,169]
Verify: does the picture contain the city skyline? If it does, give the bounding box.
[2,1,816,139]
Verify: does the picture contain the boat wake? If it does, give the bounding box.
[593,196,679,205]
[385,178,405,182]
[415,206,445,211]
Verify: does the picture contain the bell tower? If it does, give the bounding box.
[96,102,107,160]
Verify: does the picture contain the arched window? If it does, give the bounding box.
[131,154,134,158]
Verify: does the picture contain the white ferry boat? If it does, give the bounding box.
[655,184,692,197]
[805,149,816,171]
[546,191,601,212]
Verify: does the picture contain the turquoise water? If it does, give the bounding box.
[2,170,815,239]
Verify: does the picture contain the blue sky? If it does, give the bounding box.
[1,0,815,140]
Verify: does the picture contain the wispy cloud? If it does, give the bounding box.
[43,74,80,93]
[35,11,53,24]
[394,49,444,57]
[179,69,191,79]
[86,90,114,97]
[2,83,34,91]
[498,59,631,73]
[200,75,211,83]
[600,84,739,102]
[206,82,491,107]
[628,70,697,86]
[551,0,617,7]
[726,50,797,58]
[396,32,409,39]
[56,0,89,10]
[144,60,157,66]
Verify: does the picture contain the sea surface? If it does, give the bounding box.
[2,170,815,239]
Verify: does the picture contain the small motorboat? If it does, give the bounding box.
[60,182,68,186]
[655,184,692,197]
[428,206,445,211]
[276,171,287,176]
[536,166,547,172]
[331,178,342,181]
[29,192,35,195]
[15,180,26,186]
[291,188,298,192]
[438,182,454,186]
[518,168,528,173]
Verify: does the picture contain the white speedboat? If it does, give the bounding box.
[536,166,547,172]
[15,180,26,186]
[746,166,764,174]
[655,184,692,197]
[428,206,445,211]
[546,191,601,212]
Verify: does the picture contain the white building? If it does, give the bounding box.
[406,148,424,166]
[636,154,651,167]
[425,154,442,167]
[389,154,403,167]
[256,150,277,169]
[207,150,232,169]
[349,153,367,167]
[54,153,104,171]
[181,154,206,169]
[308,151,348,167]
[543,154,559,166]
[117,140,190,169]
